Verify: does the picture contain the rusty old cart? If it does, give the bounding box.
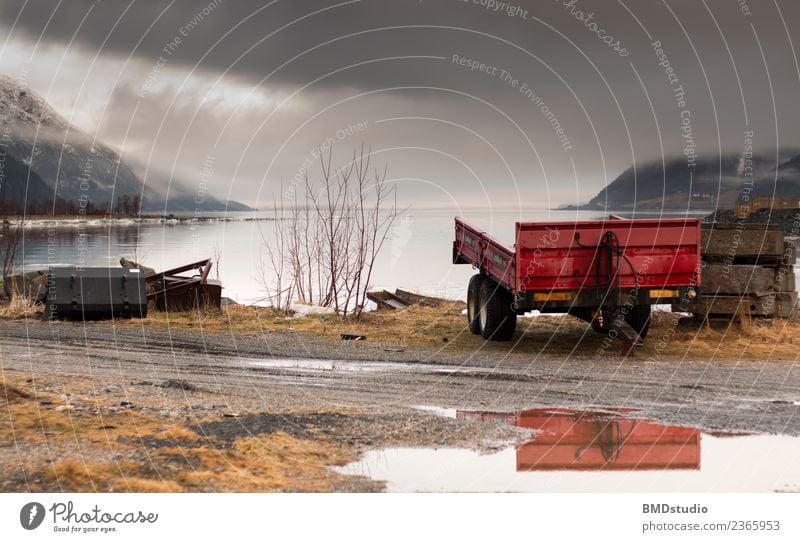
[147,258,222,311]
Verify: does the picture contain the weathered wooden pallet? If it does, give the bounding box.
[702,264,795,295]
[686,224,799,318]
[367,289,459,310]
[783,240,797,264]
[394,289,454,307]
[366,290,410,310]
[702,223,785,261]
[679,291,797,318]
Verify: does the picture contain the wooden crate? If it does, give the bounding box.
[686,224,798,318]
[702,264,795,295]
[680,292,797,318]
[702,223,784,262]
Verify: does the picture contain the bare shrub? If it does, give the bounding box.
[261,145,402,316]
[0,295,42,318]
[257,196,295,312]
[212,243,222,280]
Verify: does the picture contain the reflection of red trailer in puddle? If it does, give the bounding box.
[458,408,700,471]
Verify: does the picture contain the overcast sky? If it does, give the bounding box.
[1,0,798,209]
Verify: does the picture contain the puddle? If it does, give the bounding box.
[247,359,396,373]
[335,408,800,492]
[412,405,458,418]
[246,359,488,375]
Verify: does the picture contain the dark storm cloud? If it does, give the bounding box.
[2,0,794,90]
[1,0,799,207]
[1,0,536,88]
[2,1,796,132]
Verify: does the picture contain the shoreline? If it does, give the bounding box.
[2,214,275,228]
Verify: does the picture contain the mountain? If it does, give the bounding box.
[0,152,53,213]
[159,195,252,212]
[0,74,251,213]
[768,153,800,196]
[569,151,800,212]
[0,74,147,207]
[126,162,253,213]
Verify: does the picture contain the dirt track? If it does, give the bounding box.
[1,319,798,436]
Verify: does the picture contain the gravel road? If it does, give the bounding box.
[1,319,798,437]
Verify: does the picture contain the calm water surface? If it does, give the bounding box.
[15,209,723,305]
[334,407,800,492]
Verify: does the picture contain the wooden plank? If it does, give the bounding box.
[684,292,797,317]
[776,291,798,317]
[702,227,784,259]
[367,290,411,310]
[394,289,456,307]
[775,268,796,292]
[704,222,780,231]
[783,241,797,265]
[702,264,776,294]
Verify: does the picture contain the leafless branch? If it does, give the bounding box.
[259,145,402,316]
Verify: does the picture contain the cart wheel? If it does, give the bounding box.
[479,279,517,341]
[625,304,652,339]
[467,274,484,335]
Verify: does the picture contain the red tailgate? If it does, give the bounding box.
[514,218,701,293]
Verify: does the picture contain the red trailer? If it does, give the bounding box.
[453,216,701,346]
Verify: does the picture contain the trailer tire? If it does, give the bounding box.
[466,274,484,335]
[625,304,652,339]
[479,280,517,341]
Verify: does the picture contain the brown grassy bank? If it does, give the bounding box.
[128,303,800,362]
[2,299,799,361]
[0,373,373,492]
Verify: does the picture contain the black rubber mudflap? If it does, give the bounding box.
[624,304,652,339]
[604,309,644,347]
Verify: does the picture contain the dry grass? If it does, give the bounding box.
[1,378,33,402]
[2,291,797,360]
[47,459,185,492]
[133,303,468,347]
[120,302,800,361]
[0,296,43,318]
[40,432,358,492]
[171,432,358,492]
[0,373,370,492]
[666,316,800,361]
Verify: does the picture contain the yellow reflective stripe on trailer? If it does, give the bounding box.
[650,289,680,298]
[533,292,573,302]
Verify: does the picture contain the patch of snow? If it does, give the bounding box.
[289,304,337,318]
[413,405,458,418]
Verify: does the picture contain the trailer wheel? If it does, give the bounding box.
[479,280,517,341]
[466,274,484,335]
[625,304,652,339]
